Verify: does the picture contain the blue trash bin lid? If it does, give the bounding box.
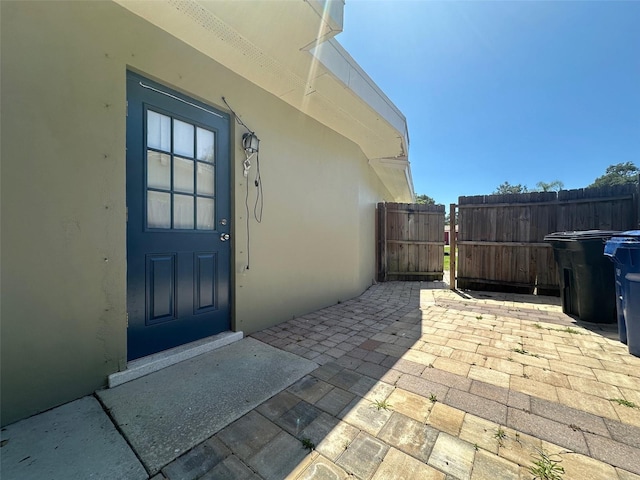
[604,231,640,257]
[613,230,640,238]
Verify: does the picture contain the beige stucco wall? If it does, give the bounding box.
[0,1,394,425]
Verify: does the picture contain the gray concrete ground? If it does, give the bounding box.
[2,281,640,480]
[0,396,147,479]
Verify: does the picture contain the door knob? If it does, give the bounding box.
[220,233,230,241]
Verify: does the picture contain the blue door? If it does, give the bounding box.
[126,72,231,360]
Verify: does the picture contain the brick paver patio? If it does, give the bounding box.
[156,282,640,480]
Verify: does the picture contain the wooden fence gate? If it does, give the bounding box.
[376,203,445,282]
[453,184,639,294]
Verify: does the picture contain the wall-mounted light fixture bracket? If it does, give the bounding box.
[242,132,260,178]
[243,132,260,154]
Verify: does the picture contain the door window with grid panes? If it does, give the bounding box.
[146,110,216,230]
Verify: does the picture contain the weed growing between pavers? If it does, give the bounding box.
[512,343,540,358]
[609,398,638,408]
[429,393,437,403]
[528,448,565,480]
[533,322,584,335]
[558,327,583,335]
[512,347,536,357]
[371,399,392,411]
[494,427,507,447]
[301,438,315,451]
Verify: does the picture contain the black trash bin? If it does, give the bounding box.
[605,231,640,356]
[544,230,620,323]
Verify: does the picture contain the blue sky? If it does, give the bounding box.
[337,0,640,206]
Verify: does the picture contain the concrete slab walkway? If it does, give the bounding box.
[0,396,147,480]
[3,281,640,479]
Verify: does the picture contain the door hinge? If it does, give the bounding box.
[126,206,128,223]
[126,100,128,117]
[126,312,129,327]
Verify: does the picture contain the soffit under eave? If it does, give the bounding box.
[285,76,414,202]
[113,0,413,198]
[369,158,415,203]
[113,0,406,153]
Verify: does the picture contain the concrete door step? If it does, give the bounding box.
[108,331,244,388]
[97,337,318,474]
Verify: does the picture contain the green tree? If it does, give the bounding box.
[415,194,436,205]
[493,182,529,195]
[535,180,564,192]
[590,162,639,188]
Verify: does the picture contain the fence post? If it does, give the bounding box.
[637,174,640,228]
[380,203,387,282]
[449,203,456,290]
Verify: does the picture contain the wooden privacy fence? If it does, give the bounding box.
[376,202,445,282]
[454,184,639,294]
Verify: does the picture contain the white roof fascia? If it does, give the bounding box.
[303,0,345,49]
